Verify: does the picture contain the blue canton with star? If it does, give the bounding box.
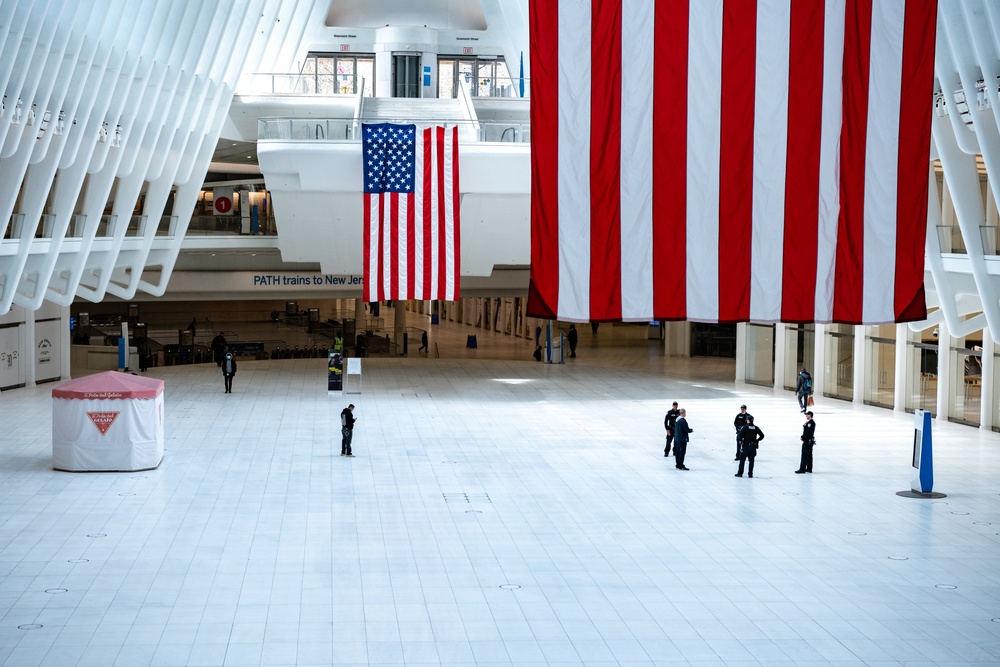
[362,123,416,194]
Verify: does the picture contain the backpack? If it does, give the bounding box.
[804,374,812,390]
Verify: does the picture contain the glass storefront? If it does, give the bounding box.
[865,324,896,408]
[824,324,854,401]
[745,323,775,387]
[691,323,736,358]
[951,341,982,426]
[908,340,937,414]
[783,324,814,391]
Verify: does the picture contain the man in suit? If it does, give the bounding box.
[663,401,680,457]
[795,411,816,473]
[673,408,692,470]
[735,415,764,478]
[733,404,752,460]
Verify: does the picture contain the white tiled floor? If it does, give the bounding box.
[2,315,1000,666]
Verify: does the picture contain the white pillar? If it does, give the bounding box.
[60,305,71,380]
[813,323,827,398]
[735,322,747,383]
[773,324,787,396]
[936,319,951,420]
[853,325,866,404]
[981,330,994,430]
[24,307,36,387]
[894,323,909,412]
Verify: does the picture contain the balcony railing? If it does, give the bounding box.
[258,117,530,144]
[937,225,967,254]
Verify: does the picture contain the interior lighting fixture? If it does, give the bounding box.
[12,98,22,125]
[99,122,109,143]
[112,125,122,148]
[55,111,65,135]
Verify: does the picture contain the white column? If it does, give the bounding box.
[735,322,747,383]
[773,324,787,396]
[813,323,827,398]
[894,323,909,412]
[981,330,994,430]
[24,307,36,387]
[662,322,690,357]
[61,305,72,380]
[421,51,436,98]
[853,325,866,404]
[936,319,951,420]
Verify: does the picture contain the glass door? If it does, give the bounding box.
[951,343,982,425]
[908,341,937,414]
[745,324,775,387]
[393,54,421,98]
[865,325,895,408]
[824,324,854,401]
[783,324,814,390]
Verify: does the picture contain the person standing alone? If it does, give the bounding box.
[221,352,237,394]
[341,404,357,457]
[567,324,578,357]
[796,369,813,413]
[673,408,692,470]
[795,411,816,473]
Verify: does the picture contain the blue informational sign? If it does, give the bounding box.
[911,410,934,493]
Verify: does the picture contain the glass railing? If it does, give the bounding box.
[258,117,530,143]
[937,225,967,254]
[981,226,1000,255]
[242,73,374,97]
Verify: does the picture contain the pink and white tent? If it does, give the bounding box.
[52,371,164,472]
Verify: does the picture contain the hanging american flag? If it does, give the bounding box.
[527,0,936,324]
[362,122,461,302]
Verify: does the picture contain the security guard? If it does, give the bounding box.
[735,416,764,478]
[733,404,752,460]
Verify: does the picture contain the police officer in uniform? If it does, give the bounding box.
[735,416,764,477]
[795,411,816,473]
[733,404,752,460]
[664,401,680,457]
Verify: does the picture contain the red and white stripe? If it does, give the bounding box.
[527,0,936,324]
[363,125,461,302]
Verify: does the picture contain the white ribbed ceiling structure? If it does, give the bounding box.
[0,0,317,316]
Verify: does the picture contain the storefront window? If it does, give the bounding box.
[824,324,854,401]
[783,324,814,391]
[745,323,775,387]
[865,324,895,408]
[951,341,982,426]
[908,340,937,414]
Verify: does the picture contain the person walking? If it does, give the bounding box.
[567,324,578,357]
[340,404,357,457]
[733,404,752,460]
[663,401,680,457]
[796,368,813,413]
[418,330,428,354]
[673,408,692,470]
[211,332,227,366]
[795,411,816,473]
[735,415,764,477]
[221,352,237,394]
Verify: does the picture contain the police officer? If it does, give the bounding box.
[735,416,764,478]
[733,404,752,460]
[795,411,816,473]
[664,401,680,457]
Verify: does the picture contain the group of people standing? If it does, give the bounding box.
[663,401,817,476]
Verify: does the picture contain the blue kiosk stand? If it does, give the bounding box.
[896,409,946,499]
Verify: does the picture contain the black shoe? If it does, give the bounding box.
[735,474,742,477]
[748,474,752,478]
[734,457,739,461]
[680,466,689,470]
[794,470,805,474]
[806,470,812,473]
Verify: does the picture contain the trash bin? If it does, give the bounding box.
[431,314,439,325]
[466,335,477,349]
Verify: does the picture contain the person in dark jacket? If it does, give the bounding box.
[733,404,752,460]
[795,411,816,473]
[341,404,357,457]
[221,352,237,393]
[211,332,227,366]
[663,401,680,457]
[796,369,813,413]
[673,409,692,470]
[735,416,764,477]
[567,324,578,357]
[418,330,428,353]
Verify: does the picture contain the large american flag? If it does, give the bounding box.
[527,0,936,324]
[362,123,460,302]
